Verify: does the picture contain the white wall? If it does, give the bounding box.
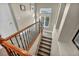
[52,3,79,55]
[56,3,66,29]
[0,4,17,38]
[58,4,79,42]
[10,3,35,30]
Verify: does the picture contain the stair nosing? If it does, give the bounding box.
[37,53,43,56]
[38,51,49,56]
[42,38,52,42]
[40,42,51,47]
[41,41,51,45]
[39,45,51,51]
[41,39,51,43]
[42,36,52,40]
[37,36,52,56]
[39,48,50,54]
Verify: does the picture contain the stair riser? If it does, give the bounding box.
[42,36,52,40]
[42,39,52,42]
[41,42,51,46]
[38,49,50,55]
[37,54,44,56]
[38,51,49,56]
[41,42,51,47]
[37,36,52,56]
[41,39,51,43]
[39,46,51,51]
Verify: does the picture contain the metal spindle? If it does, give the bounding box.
[19,34,25,50]
[10,39,14,45]
[15,36,21,48]
[8,49,15,56]
[35,23,37,34]
[39,21,40,33]
[30,27,33,41]
[22,31,27,50]
[12,51,18,56]
[1,45,11,56]
[25,31,29,50]
[29,28,33,43]
[27,29,30,44]
[28,29,32,43]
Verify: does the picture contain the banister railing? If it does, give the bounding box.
[0,40,31,56]
[5,22,39,40]
[0,20,43,56]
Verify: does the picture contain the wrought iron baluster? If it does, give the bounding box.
[28,29,32,43]
[29,28,33,43]
[10,39,14,45]
[15,36,21,48]
[8,49,15,56]
[12,51,18,56]
[1,45,12,56]
[19,34,25,50]
[35,23,37,34]
[36,23,38,32]
[25,31,29,50]
[27,29,30,44]
[30,26,33,41]
[38,22,40,33]
[22,31,27,50]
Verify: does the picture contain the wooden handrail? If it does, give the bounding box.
[5,22,39,40]
[0,37,31,56]
[0,37,7,43]
[0,21,42,56]
[0,39,31,56]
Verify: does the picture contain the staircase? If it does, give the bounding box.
[0,21,42,56]
[37,36,52,56]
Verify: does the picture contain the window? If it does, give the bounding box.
[45,16,49,26]
[40,8,51,28]
[40,16,49,27]
[40,8,52,14]
[41,16,44,25]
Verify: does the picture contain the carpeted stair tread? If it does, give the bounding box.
[42,38,52,42]
[41,39,51,43]
[39,44,51,51]
[38,51,49,56]
[39,48,50,54]
[42,36,52,40]
[41,41,51,46]
[37,36,52,56]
